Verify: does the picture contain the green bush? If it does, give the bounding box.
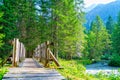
[108,54,120,67]
[101,53,111,60]
[0,67,8,80]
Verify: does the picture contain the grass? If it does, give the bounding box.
[0,67,8,80]
[57,59,97,80]
[57,59,120,80]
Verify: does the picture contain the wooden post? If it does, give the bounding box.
[45,42,47,67]
[19,42,22,62]
[23,45,25,59]
[21,43,24,60]
[20,43,25,61]
[12,38,16,67]
[15,39,20,66]
[38,45,40,61]
[34,41,60,67]
[40,45,42,62]
[12,38,26,67]
[44,41,50,67]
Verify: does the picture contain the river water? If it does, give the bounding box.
[86,61,120,75]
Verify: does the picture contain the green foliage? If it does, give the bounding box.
[94,72,120,80]
[85,16,110,61]
[37,0,86,59]
[106,16,114,34]
[101,53,111,60]
[0,0,86,59]
[58,59,120,80]
[0,12,5,48]
[0,0,38,57]
[0,0,18,40]
[108,54,120,67]
[56,0,86,59]
[0,12,5,66]
[110,12,120,67]
[0,67,8,80]
[0,0,19,61]
[112,12,120,55]
[57,59,97,80]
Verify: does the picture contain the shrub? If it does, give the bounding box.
[0,67,8,79]
[101,53,111,60]
[108,54,120,67]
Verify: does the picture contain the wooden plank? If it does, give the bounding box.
[3,58,65,80]
[3,68,65,80]
[3,73,62,77]
[3,76,65,80]
[7,68,59,74]
[19,58,42,68]
[48,48,60,67]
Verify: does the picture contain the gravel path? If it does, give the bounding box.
[86,61,120,75]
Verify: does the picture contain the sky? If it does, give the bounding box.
[84,0,116,8]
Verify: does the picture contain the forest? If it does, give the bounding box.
[0,0,120,80]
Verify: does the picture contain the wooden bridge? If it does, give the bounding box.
[3,38,65,80]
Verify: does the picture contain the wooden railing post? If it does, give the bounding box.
[15,39,20,66]
[19,43,22,62]
[44,41,49,67]
[12,38,16,66]
[34,41,60,67]
[38,45,40,62]
[12,38,26,67]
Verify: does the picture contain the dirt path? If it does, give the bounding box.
[86,61,120,75]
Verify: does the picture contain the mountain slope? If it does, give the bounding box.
[86,1,120,29]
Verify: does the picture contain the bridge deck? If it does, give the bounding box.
[3,58,65,80]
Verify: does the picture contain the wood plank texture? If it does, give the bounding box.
[3,58,65,80]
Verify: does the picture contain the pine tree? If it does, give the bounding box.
[18,0,38,57]
[0,0,37,57]
[86,16,110,60]
[0,0,86,60]
[36,0,52,43]
[112,12,120,55]
[0,12,5,66]
[0,0,19,61]
[106,16,114,34]
[0,12,5,47]
[36,0,85,59]
[52,0,85,59]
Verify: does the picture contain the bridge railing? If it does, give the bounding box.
[12,38,26,67]
[34,41,60,67]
